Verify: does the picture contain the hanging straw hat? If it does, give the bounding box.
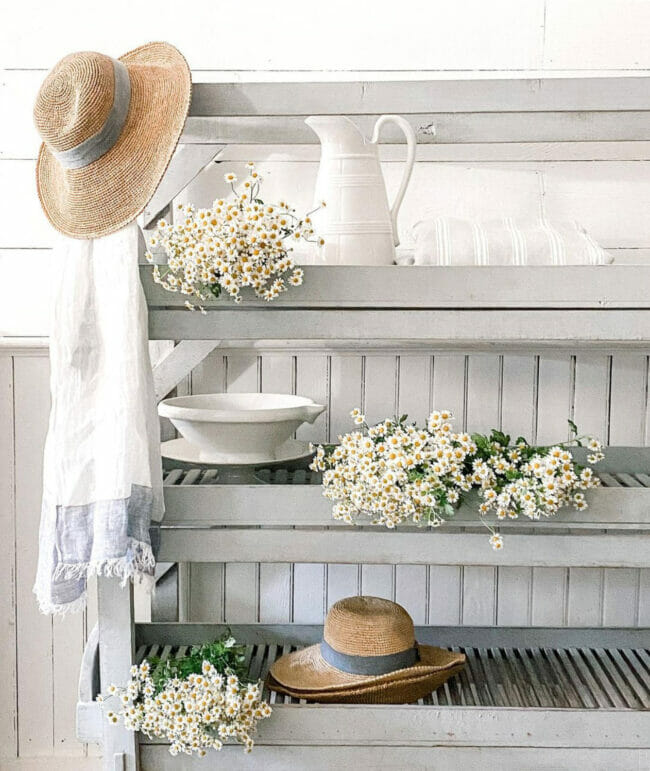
[268,596,465,704]
[34,42,191,239]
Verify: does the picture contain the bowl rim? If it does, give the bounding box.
[158,392,326,424]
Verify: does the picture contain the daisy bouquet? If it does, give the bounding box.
[146,163,323,310]
[98,634,271,757]
[311,410,603,549]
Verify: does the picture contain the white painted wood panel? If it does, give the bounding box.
[326,355,364,610]
[13,356,55,756]
[293,354,328,624]
[464,355,501,624]
[3,0,546,70]
[0,356,17,758]
[395,356,432,624]
[542,162,650,249]
[568,354,610,626]
[543,0,650,70]
[604,353,648,626]
[496,356,535,626]
[223,352,260,622]
[259,355,294,624]
[361,355,397,599]
[430,355,466,624]
[5,159,650,255]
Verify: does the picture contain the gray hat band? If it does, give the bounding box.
[52,59,131,170]
[320,639,419,676]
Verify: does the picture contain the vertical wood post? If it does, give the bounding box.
[97,577,139,771]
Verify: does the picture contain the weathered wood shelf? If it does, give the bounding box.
[77,624,650,769]
[142,265,650,309]
[156,454,650,568]
[143,266,650,348]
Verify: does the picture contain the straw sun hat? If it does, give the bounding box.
[33,42,191,239]
[268,596,465,704]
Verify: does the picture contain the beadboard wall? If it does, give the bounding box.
[2,0,650,767]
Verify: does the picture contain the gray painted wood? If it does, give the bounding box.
[140,145,224,228]
[0,356,17,757]
[97,579,138,771]
[142,265,650,309]
[158,529,650,568]
[149,308,650,347]
[135,705,650,748]
[188,77,650,116]
[13,69,650,765]
[152,341,220,401]
[134,623,650,649]
[140,745,650,770]
[160,475,650,529]
[182,111,650,145]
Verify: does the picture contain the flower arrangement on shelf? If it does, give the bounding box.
[98,633,271,757]
[146,163,324,311]
[311,409,604,550]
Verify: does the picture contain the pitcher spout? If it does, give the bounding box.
[305,115,368,152]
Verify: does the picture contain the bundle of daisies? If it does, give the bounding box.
[98,634,271,756]
[147,163,323,310]
[312,410,603,549]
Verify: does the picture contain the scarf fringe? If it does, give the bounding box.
[51,539,156,588]
[34,590,88,617]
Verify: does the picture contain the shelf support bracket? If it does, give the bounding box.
[139,143,225,230]
[153,340,221,402]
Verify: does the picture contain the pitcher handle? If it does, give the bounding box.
[371,115,416,247]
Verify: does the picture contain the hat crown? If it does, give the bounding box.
[324,596,414,656]
[34,51,116,153]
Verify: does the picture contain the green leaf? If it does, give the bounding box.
[145,631,249,694]
[568,419,578,435]
[440,503,456,519]
[471,433,488,449]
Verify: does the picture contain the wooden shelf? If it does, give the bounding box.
[142,266,650,348]
[78,623,650,768]
[91,75,650,769]
[156,449,650,568]
[142,265,650,310]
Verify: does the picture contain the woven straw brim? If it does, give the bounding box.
[269,643,465,693]
[267,654,466,705]
[36,42,191,239]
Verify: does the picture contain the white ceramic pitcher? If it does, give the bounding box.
[305,115,416,265]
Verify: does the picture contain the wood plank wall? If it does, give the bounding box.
[0,348,101,766]
[2,0,650,765]
[183,349,650,628]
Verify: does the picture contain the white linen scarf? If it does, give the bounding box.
[34,222,163,615]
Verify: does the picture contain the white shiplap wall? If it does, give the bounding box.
[2,0,650,766]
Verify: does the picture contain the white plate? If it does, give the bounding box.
[161,437,315,469]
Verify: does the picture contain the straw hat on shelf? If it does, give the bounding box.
[33,41,191,239]
[268,596,465,704]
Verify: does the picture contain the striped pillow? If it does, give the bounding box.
[400,218,613,266]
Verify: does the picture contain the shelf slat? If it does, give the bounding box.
[142,266,650,310]
[148,308,650,348]
[117,624,650,755]
[157,528,650,568]
[161,484,650,529]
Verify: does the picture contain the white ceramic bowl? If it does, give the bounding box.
[158,393,326,464]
